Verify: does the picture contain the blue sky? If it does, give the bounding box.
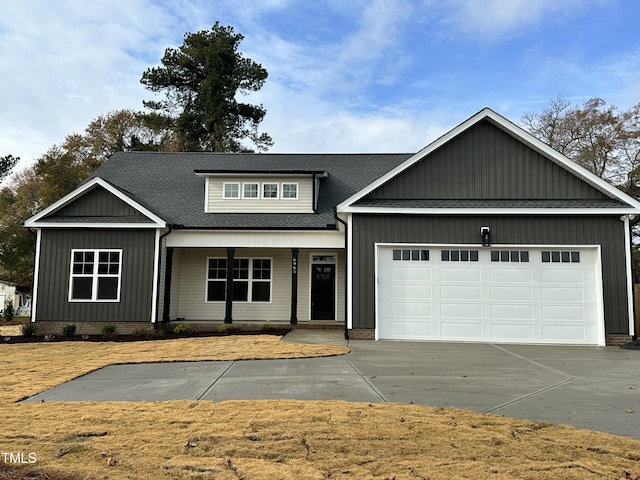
[1,0,639,172]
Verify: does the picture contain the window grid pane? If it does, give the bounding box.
[252,259,271,280]
[70,250,120,302]
[282,183,297,199]
[243,183,259,198]
[224,183,240,198]
[263,183,278,198]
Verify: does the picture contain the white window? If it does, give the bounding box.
[243,183,259,199]
[282,183,298,199]
[223,183,240,199]
[69,249,122,302]
[263,183,278,199]
[206,258,271,302]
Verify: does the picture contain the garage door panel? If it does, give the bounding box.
[390,267,432,283]
[490,323,534,341]
[490,303,533,319]
[377,246,601,345]
[490,286,532,301]
[440,322,483,339]
[541,286,584,302]
[542,324,587,342]
[440,267,481,282]
[542,304,585,321]
[541,269,583,284]
[489,268,532,283]
[440,285,482,300]
[390,320,432,338]
[392,283,431,300]
[441,303,482,318]
[390,301,432,318]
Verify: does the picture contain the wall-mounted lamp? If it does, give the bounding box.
[480,226,491,247]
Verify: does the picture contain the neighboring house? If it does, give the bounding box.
[0,280,17,314]
[24,109,640,345]
[0,280,27,315]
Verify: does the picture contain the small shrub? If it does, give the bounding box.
[173,323,192,335]
[3,299,14,322]
[21,323,36,337]
[218,323,238,334]
[101,324,117,337]
[261,323,274,333]
[62,324,77,337]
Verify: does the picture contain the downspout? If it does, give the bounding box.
[334,209,349,341]
[27,228,38,323]
[155,225,173,331]
[630,216,639,341]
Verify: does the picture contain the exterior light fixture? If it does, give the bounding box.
[480,226,491,247]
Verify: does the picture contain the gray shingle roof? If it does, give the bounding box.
[90,152,413,229]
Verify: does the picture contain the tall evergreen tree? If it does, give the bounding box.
[140,22,272,152]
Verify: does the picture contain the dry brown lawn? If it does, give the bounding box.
[1,335,639,479]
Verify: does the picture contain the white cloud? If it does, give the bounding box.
[434,0,608,42]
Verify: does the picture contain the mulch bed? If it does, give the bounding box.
[2,329,292,344]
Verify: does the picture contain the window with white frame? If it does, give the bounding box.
[262,183,278,199]
[206,258,271,302]
[69,249,122,301]
[223,182,240,199]
[282,183,298,199]
[243,182,259,199]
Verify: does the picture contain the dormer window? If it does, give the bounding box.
[263,183,278,199]
[282,183,298,199]
[223,183,240,199]
[243,183,259,199]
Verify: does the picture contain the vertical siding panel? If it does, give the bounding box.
[37,229,156,323]
[53,187,149,220]
[365,120,610,201]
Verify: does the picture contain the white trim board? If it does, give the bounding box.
[166,229,345,249]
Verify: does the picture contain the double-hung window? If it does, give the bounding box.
[206,258,271,302]
[69,249,122,302]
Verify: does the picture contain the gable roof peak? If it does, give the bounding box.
[337,108,640,213]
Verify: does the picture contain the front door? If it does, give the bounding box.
[311,264,335,320]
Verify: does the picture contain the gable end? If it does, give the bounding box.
[362,120,612,202]
[48,186,154,221]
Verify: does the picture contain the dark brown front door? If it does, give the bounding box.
[311,264,335,320]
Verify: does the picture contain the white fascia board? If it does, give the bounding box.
[340,206,640,215]
[25,222,162,229]
[24,177,166,228]
[337,108,640,212]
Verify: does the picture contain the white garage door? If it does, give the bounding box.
[377,246,603,345]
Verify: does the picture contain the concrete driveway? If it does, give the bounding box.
[24,330,640,439]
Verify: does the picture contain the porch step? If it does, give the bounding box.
[292,321,345,330]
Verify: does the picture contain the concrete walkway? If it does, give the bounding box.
[24,330,640,439]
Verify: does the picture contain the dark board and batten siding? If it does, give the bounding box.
[36,229,157,322]
[351,215,629,334]
[363,120,611,201]
[51,186,153,220]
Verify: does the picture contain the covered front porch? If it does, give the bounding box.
[158,229,346,325]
